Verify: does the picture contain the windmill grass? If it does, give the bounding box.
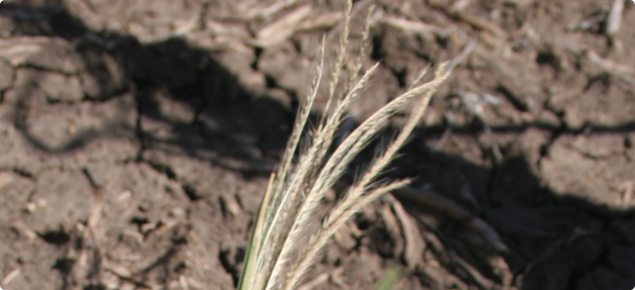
[238,2,473,289]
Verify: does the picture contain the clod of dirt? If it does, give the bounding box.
[14,68,84,103]
[0,171,34,221]
[258,41,312,99]
[559,82,635,130]
[26,168,96,235]
[0,36,84,73]
[78,51,127,100]
[212,50,265,94]
[540,135,634,208]
[142,150,245,201]
[570,134,626,158]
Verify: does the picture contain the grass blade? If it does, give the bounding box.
[375,266,401,290]
[237,173,275,290]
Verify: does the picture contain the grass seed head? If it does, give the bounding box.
[237,1,472,289]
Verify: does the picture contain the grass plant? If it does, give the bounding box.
[237,1,470,289]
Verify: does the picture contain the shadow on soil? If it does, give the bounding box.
[2,2,635,290]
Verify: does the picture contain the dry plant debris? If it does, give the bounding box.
[254,5,314,48]
[384,194,426,270]
[1,268,20,287]
[586,49,635,87]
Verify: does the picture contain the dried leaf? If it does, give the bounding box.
[256,5,313,47]
[379,203,404,258]
[11,221,37,241]
[2,268,21,286]
[386,195,425,270]
[606,0,624,36]
[380,16,448,40]
[297,12,344,32]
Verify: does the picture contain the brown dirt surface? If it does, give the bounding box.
[0,0,634,290]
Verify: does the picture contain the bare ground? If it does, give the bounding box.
[0,0,634,290]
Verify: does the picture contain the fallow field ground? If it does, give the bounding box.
[0,0,634,289]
